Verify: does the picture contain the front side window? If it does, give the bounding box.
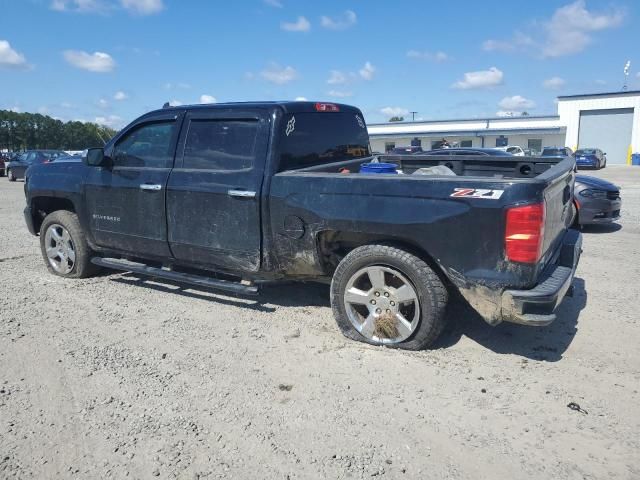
[112,121,175,168]
[183,119,259,170]
[279,112,370,171]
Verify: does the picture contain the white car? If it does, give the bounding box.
[495,145,525,156]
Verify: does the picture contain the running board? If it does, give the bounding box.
[91,257,259,296]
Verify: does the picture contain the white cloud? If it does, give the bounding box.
[264,0,282,7]
[168,100,183,106]
[97,98,109,108]
[320,10,357,30]
[380,107,409,118]
[294,96,307,101]
[94,115,122,128]
[452,67,503,90]
[200,94,216,104]
[281,16,310,32]
[327,90,353,98]
[483,2,624,58]
[50,0,106,13]
[164,82,191,90]
[327,70,347,85]
[542,0,624,57]
[52,0,163,14]
[63,50,115,72]
[543,77,566,90]
[359,61,375,81]
[0,40,30,70]
[406,50,448,62]
[260,64,298,84]
[482,33,533,53]
[120,0,164,15]
[9,106,21,113]
[498,95,536,111]
[113,90,128,100]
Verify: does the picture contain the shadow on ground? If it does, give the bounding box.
[435,277,587,361]
[110,273,586,360]
[579,223,622,234]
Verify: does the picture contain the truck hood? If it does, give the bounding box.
[575,175,618,191]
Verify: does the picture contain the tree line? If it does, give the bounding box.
[0,110,119,152]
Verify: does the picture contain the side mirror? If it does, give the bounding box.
[85,148,111,168]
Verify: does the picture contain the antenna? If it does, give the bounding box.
[623,60,630,91]
[410,111,418,122]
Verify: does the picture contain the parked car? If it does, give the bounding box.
[495,145,525,156]
[420,148,514,156]
[0,155,6,177]
[542,146,574,158]
[389,146,423,154]
[24,101,581,350]
[574,148,606,169]
[573,175,621,226]
[6,150,67,181]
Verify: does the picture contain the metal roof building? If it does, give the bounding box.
[368,90,640,164]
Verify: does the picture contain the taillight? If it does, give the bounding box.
[505,203,545,264]
[315,102,340,112]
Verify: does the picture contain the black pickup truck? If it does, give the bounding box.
[23,101,582,350]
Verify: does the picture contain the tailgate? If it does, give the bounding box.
[540,166,575,265]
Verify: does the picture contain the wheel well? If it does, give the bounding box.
[31,197,76,233]
[316,230,449,285]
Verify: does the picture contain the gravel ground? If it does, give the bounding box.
[1,166,639,479]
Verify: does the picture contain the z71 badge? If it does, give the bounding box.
[450,188,504,200]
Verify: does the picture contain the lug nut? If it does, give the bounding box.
[376,308,382,314]
[370,300,376,305]
[374,291,380,297]
[390,301,395,306]
[384,292,390,297]
[386,309,391,313]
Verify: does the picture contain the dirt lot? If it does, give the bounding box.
[1,166,639,479]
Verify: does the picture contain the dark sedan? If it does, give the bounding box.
[575,148,606,169]
[573,175,621,226]
[6,150,67,181]
[421,147,514,156]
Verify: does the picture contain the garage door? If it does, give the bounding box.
[578,108,634,164]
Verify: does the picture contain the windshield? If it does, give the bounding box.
[279,112,370,171]
[542,148,565,156]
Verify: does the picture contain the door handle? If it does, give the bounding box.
[140,184,162,191]
[228,189,256,198]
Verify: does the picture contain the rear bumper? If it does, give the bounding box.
[501,229,582,326]
[24,206,37,235]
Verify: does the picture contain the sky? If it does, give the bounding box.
[0,0,638,128]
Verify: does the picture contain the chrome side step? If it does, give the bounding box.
[91,257,259,296]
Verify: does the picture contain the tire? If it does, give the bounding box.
[330,244,448,350]
[39,210,100,279]
[0,169,4,177]
[7,169,15,181]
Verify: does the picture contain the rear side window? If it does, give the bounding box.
[113,121,175,168]
[183,119,259,170]
[279,112,370,171]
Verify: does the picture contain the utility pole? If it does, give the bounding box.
[623,60,630,91]
[410,111,418,122]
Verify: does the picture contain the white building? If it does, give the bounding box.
[368,90,640,165]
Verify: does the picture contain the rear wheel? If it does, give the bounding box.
[7,169,15,181]
[331,244,448,350]
[39,210,100,279]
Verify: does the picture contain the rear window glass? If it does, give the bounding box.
[575,149,596,155]
[279,112,370,171]
[183,119,259,170]
[542,148,565,156]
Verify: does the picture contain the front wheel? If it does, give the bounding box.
[7,169,15,181]
[39,210,100,279]
[331,244,448,350]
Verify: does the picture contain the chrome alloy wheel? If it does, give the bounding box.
[343,265,420,344]
[44,224,76,274]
